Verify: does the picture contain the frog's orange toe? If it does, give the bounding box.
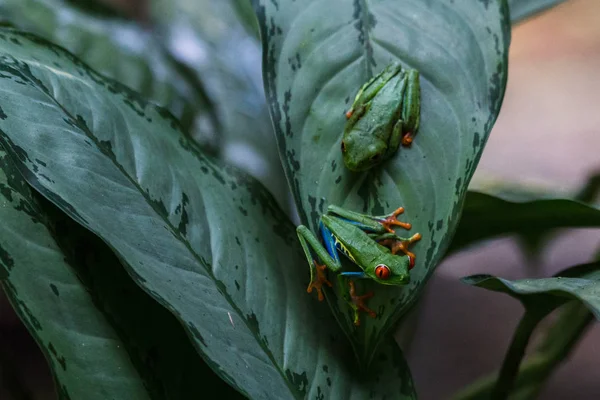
[401,132,414,147]
[380,207,411,233]
[348,281,377,326]
[380,232,422,269]
[307,261,332,301]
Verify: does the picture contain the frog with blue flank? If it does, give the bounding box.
[296,205,421,325]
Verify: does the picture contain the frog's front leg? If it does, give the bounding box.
[377,232,422,269]
[400,69,421,147]
[296,224,342,301]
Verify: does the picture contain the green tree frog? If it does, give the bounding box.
[296,205,421,325]
[341,62,421,172]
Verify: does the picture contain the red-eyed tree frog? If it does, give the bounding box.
[342,62,421,172]
[296,205,421,326]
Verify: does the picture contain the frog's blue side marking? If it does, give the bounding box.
[319,221,357,263]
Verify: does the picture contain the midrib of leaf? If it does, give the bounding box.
[354,0,375,76]
[8,49,299,400]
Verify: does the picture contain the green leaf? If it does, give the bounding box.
[453,301,593,400]
[149,0,289,210]
[457,262,600,400]
[449,191,600,254]
[0,28,416,399]
[510,301,593,399]
[231,0,260,38]
[0,151,148,399]
[508,0,567,23]
[65,0,130,18]
[575,171,600,204]
[254,0,510,355]
[468,172,600,259]
[463,262,600,317]
[0,0,220,152]
[1,147,243,399]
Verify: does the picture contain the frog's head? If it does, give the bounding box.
[341,135,387,172]
[367,253,410,285]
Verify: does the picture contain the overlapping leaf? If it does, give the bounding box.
[254,0,510,356]
[0,28,415,399]
[449,191,600,254]
[452,300,593,400]
[0,149,148,399]
[0,0,220,152]
[459,263,600,399]
[463,262,600,317]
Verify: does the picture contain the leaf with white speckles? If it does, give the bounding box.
[0,149,151,399]
[0,28,416,399]
[0,0,220,153]
[254,0,510,360]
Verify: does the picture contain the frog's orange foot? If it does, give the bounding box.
[380,233,422,269]
[401,132,414,147]
[379,207,412,233]
[306,260,332,301]
[345,109,354,119]
[348,281,377,326]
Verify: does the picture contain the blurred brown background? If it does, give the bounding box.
[1,0,599,399]
[407,0,600,398]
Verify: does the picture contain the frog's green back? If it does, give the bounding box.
[322,215,410,284]
[341,71,407,171]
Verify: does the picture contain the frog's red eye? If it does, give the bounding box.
[375,264,390,280]
[341,141,347,152]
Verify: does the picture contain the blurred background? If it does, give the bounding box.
[1,0,599,399]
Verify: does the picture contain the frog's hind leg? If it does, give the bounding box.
[337,275,376,326]
[326,205,385,233]
[376,207,412,233]
[346,63,403,119]
[401,69,421,147]
[386,119,404,159]
[326,204,413,234]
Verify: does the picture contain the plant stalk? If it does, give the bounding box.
[452,301,593,400]
[490,307,547,400]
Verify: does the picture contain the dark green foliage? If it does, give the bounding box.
[0,0,594,399]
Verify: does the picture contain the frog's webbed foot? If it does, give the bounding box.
[348,281,376,326]
[378,207,412,233]
[401,131,414,147]
[379,233,422,269]
[307,260,333,301]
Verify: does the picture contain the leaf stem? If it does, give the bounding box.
[515,302,592,399]
[490,307,547,400]
[452,301,593,400]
